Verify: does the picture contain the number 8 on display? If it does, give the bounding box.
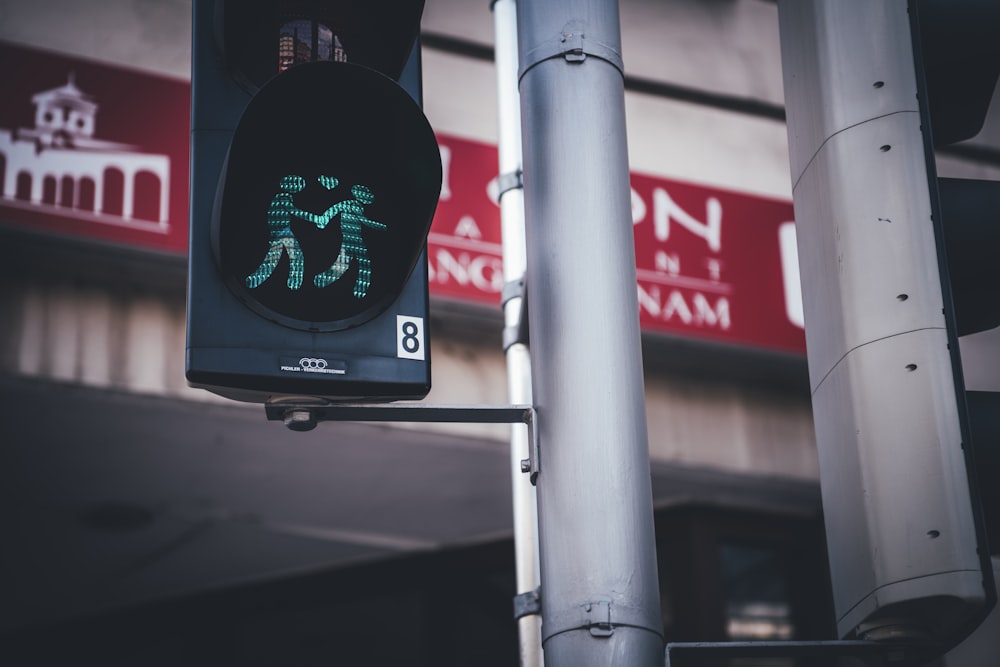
[397,315,425,361]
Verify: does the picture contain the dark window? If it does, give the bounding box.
[60,175,75,208]
[655,506,835,662]
[78,177,96,212]
[42,175,57,205]
[101,167,124,216]
[133,170,161,222]
[16,171,32,201]
[721,543,795,641]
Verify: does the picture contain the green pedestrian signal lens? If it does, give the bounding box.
[214,61,441,332]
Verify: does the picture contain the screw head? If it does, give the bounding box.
[284,409,318,432]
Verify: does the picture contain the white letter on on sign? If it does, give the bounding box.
[653,188,722,252]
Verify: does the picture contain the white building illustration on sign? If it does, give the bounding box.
[0,73,170,232]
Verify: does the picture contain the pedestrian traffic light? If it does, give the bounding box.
[187,0,441,402]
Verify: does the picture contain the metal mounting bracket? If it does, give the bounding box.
[544,600,655,641]
[561,30,586,62]
[264,400,540,485]
[501,277,530,352]
[513,588,541,620]
[519,22,624,81]
[496,168,523,198]
[585,599,614,637]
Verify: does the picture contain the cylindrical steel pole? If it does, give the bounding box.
[492,0,543,665]
[516,0,663,664]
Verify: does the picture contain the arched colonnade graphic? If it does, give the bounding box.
[0,139,170,227]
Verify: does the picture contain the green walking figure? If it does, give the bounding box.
[245,174,339,290]
[313,184,386,298]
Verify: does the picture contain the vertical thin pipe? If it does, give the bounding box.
[492,0,543,664]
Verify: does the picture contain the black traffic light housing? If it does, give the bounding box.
[911,0,1000,557]
[187,0,440,403]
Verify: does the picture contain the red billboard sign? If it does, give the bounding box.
[427,135,506,305]
[0,41,804,355]
[431,134,805,354]
[630,172,803,353]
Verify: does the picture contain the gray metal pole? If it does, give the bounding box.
[516,0,663,664]
[491,0,543,664]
